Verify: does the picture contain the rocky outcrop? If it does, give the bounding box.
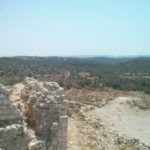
[0,78,68,150]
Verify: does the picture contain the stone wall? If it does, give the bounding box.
[0,78,68,150]
[50,116,68,150]
[0,84,21,127]
[0,124,28,150]
[0,84,27,150]
[21,78,68,150]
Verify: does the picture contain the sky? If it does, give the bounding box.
[0,0,150,56]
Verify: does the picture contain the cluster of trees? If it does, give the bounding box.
[0,56,150,94]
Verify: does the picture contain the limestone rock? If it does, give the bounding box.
[21,78,67,137]
[21,78,68,150]
[76,117,150,150]
[0,78,68,150]
[28,140,46,150]
[0,124,27,150]
[0,84,21,127]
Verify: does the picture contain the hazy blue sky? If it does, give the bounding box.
[0,0,150,56]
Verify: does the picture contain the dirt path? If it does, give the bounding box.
[65,71,70,80]
[87,97,150,146]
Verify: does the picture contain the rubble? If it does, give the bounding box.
[68,117,150,150]
[131,97,150,110]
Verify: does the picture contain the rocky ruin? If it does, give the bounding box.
[0,83,21,127]
[0,78,68,150]
[1,77,150,150]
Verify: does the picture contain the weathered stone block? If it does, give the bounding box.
[28,140,46,150]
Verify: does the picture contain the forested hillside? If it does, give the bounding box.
[0,56,150,93]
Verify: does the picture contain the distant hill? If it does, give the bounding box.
[82,57,133,63]
[0,56,150,93]
[82,56,150,63]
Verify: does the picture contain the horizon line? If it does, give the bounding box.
[0,54,150,58]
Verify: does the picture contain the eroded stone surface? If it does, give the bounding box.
[0,78,68,150]
[0,84,21,127]
[21,78,67,137]
[0,124,28,150]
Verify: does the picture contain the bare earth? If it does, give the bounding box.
[87,97,150,146]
